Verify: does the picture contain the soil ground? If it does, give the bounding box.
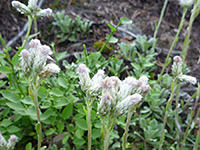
[0,0,199,79]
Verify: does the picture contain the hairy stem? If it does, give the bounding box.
[122,109,134,150]
[152,0,168,50]
[158,7,187,82]
[159,80,177,150]
[86,101,92,150]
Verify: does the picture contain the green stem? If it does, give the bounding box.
[104,116,113,150]
[175,83,182,140]
[122,109,134,150]
[181,1,200,63]
[99,21,122,53]
[159,80,177,150]
[22,16,33,48]
[33,18,38,35]
[158,8,187,82]
[181,84,200,149]
[86,100,92,150]
[152,0,168,50]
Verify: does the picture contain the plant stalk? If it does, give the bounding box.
[22,16,33,48]
[86,101,92,150]
[152,0,168,50]
[159,80,177,150]
[122,109,134,150]
[104,116,113,150]
[158,7,187,82]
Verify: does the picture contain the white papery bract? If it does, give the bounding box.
[138,75,148,85]
[179,0,194,8]
[118,77,137,100]
[0,132,7,148]
[12,1,31,14]
[28,0,38,9]
[20,39,60,78]
[7,135,18,150]
[172,56,183,76]
[36,8,52,17]
[116,93,142,115]
[78,64,92,92]
[179,75,197,85]
[90,70,105,94]
[97,92,112,117]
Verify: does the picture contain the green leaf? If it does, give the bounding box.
[25,142,33,150]
[41,109,55,121]
[55,51,67,61]
[75,129,84,138]
[54,97,68,108]
[0,119,12,127]
[120,17,133,24]
[58,76,68,88]
[0,33,6,48]
[21,96,34,105]
[2,90,20,103]
[45,128,56,136]
[0,66,12,74]
[107,23,116,31]
[131,62,140,70]
[106,36,118,43]
[62,104,73,120]
[50,88,63,97]
[92,128,101,139]
[0,80,7,88]
[67,94,79,103]
[38,87,48,99]
[7,125,20,133]
[75,119,87,130]
[6,102,24,111]
[62,134,70,145]
[57,120,64,132]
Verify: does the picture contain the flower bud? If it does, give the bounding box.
[36,8,52,17]
[78,64,91,91]
[116,93,142,115]
[101,76,121,94]
[172,55,183,76]
[179,75,197,85]
[97,93,112,117]
[21,49,30,61]
[0,132,7,148]
[179,0,194,8]
[7,135,18,150]
[39,45,52,55]
[138,75,148,85]
[12,1,31,14]
[141,84,151,95]
[39,63,60,78]
[28,0,38,9]
[90,70,105,93]
[29,39,41,48]
[118,77,137,100]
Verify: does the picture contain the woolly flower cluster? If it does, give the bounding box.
[12,0,52,17]
[179,0,194,8]
[172,56,197,85]
[77,64,151,117]
[0,133,18,150]
[20,39,60,78]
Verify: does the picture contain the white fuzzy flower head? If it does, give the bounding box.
[179,75,197,85]
[78,64,91,91]
[172,56,183,76]
[28,0,38,9]
[39,63,60,79]
[0,132,7,148]
[116,93,142,115]
[90,70,105,94]
[118,77,137,100]
[12,1,31,14]
[36,8,52,17]
[101,76,121,94]
[141,84,151,95]
[29,39,41,48]
[7,135,18,150]
[138,76,149,85]
[20,49,31,76]
[97,92,112,117]
[179,0,194,8]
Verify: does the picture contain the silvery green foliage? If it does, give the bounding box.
[179,0,194,8]
[0,133,18,150]
[77,64,105,96]
[20,39,60,78]
[12,0,52,18]
[171,55,197,85]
